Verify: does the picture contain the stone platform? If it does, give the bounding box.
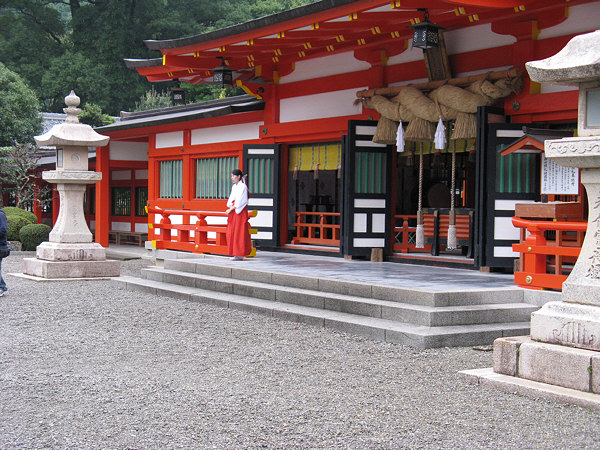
[460,335,600,409]
[112,250,555,348]
[23,257,120,278]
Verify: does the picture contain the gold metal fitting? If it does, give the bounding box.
[525,275,533,284]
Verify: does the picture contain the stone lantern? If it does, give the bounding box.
[464,31,600,403]
[23,91,120,278]
[526,30,600,349]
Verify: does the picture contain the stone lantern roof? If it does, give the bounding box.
[525,30,600,85]
[34,91,109,148]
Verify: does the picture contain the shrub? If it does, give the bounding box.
[3,207,37,224]
[19,223,51,251]
[6,215,29,241]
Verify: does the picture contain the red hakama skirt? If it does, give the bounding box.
[226,207,252,257]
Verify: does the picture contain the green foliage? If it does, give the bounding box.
[41,52,113,113]
[134,86,173,112]
[6,215,29,241]
[0,0,318,114]
[0,62,42,146]
[180,83,245,104]
[19,223,51,251]
[3,207,38,225]
[79,103,115,127]
[0,144,51,209]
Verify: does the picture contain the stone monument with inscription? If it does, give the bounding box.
[23,91,120,278]
[462,31,600,406]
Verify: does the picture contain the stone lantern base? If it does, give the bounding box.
[23,242,120,279]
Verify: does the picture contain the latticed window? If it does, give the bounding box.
[112,187,131,216]
[355,151,386,194]
[159,160,183,198]
[496,152,538,194]
[195,156,239,199]
[135,187,148,217]
[247,157,273,195]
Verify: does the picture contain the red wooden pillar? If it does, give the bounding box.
[147,135,157,241]
[95,145,110,247]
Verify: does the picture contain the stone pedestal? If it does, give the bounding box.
[43,170,101,243]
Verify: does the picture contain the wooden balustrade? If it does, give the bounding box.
[512,217,586,291]
[147,206,257,256]
[292,212,340,246]
[393,209,473,256]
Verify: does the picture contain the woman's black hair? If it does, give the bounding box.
[231,169,243,177]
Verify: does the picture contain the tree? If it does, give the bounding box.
[0,62,42,146]
[0,144,51,209]
[134,86,173,112]
[78,103,115,127]
[0,0,319,114]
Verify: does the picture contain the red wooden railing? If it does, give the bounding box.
[393,214,432,253]
[292,212,340,246]
[512,217,586,291]
[147,206,257,256]
[393,210,473,256]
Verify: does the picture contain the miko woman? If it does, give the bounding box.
[225,169,252,260]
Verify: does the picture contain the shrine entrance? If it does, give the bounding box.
[394,139,476,259]
[286,142,342,250]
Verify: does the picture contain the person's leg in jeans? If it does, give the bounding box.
[0,257,6,295]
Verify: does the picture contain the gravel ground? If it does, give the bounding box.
[1,252,599,449]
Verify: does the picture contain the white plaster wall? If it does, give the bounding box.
[280,51,371,84]
[111,170,131,181]
[445,23,516,55]
[156,131,184,149]
[109,141,148,161]
[387,45,426,65]
[111,221,131,232]
[280,88,365,123]
[135,169,148,180]
[538,2,600,40]
[540,84,577,94]
[191,122,261,145]
[135,222,149,233]
[250,210,273,228]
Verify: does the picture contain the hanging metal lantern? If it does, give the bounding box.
[409,9,443,50]
[212,57,233,87]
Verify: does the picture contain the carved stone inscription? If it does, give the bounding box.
[552,321,596,347]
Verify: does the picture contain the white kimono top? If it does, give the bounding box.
[227,181,248,214]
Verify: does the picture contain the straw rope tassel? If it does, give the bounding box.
[447,143,458,250]
[434,117,446,150]
[415,144,425,249]
[396,121,405,152]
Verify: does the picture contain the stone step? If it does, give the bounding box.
[113,276,531,349]
[163,258,524,307]
[140,267,537,327]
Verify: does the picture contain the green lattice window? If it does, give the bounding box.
[195,156,239,199]
[135,187,148,217]
[355,151,386,194]
[496,152,537,194]
[112,187,131,216]
[247,157,273,194]
[160,160,183,198]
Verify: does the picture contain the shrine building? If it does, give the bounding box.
[88,0,599,272]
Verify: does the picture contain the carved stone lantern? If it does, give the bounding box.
[525,31,600,349]
[23,91,120,278]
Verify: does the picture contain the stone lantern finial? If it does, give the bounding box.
[63,90,81,124]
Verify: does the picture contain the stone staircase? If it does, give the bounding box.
[113,258,537,349]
